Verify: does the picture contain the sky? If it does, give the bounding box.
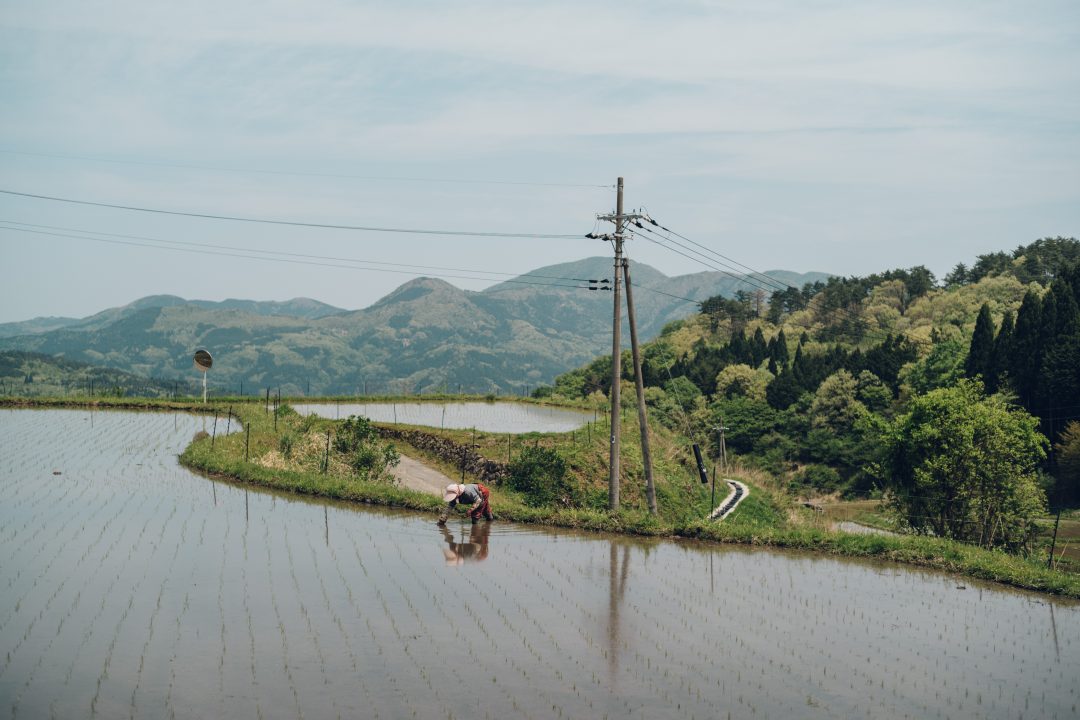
[1,0,1078,323]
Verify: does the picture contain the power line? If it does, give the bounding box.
[0,149,613,189]
[631,226,788,298]
[0,220,609,285]
[638,213,792,294]
[634,219,931,349]
[1,217,703,305]
[0,223,600,292]
[0,189,581,239]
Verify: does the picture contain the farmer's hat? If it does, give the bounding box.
[443,484,464,502]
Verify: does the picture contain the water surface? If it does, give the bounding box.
[292,401,593,433]
[1,408,1077,719]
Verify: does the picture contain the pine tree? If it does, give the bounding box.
[1052,279,1080,336]
[791,345,807,387]
[1008,290,1043,407]
[751,327,768,367]
[987,310,1014,394]
[765,366,803,409]
[728,328,749,365]
[772,329,790,368]
[964,303,995,387]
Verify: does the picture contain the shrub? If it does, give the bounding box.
[507,446,572,507]
[333,415,400,480]
[279,432,295,459]
[299,413,319,433]
[792,464,843,494]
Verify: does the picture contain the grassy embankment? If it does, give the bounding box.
[4,394,1079,598]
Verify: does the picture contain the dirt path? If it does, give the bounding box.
[391,453,453,496]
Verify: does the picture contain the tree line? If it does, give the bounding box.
[548,236,1080,552]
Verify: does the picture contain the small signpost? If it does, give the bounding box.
[193,349,213,404]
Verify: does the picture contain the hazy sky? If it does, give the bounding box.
[1,0,1077,323]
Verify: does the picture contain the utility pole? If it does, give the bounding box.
[622,259,656,514]
[1047,403,1062,570]
[594,177,650,513]
[718,416,728,474]
[607,178,625,511]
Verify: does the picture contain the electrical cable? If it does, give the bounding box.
[0,220,612,286]
[637,223,793,295]
[630,226,787,297]
[639,218,931,348]
[0,149,613,189]
[630,222,931,349]
[0,189,581,239]
[0,223,598,291]
[639,211,792,293]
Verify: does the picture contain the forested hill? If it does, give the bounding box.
[549,236,1080,507]
[0,258,828,396]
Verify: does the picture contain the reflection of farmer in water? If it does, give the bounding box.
[437,483,494,525]
[440,521,491,565]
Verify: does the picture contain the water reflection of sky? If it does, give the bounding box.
[1,408,1077,720]
[292,401,593,432]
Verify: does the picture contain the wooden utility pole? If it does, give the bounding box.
[622,259,656,514]
[607,177,625,510]
[595,177,652,513]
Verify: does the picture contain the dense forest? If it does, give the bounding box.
[545,237,1080,535]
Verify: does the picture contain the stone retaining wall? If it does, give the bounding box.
[376,426,510,486]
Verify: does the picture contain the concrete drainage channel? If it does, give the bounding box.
[709,480,749,521]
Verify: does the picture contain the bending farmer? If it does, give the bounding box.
[438,483,494,524]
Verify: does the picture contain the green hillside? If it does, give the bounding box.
[0,258,828,396]
[548,237,1080,554]
[0,351,187,397]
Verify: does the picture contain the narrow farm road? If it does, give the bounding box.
[391,453,452,496]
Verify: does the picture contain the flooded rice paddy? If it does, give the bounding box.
[1,408,1078,719]
[291,401,593,433]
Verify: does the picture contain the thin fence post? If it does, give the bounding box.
[212,412,218,449]
[323,429,331,474]
[244,425,250,462]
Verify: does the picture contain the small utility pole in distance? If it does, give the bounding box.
[1047,404,1062,569]
[718,416,728,474]
[711,419,728,510]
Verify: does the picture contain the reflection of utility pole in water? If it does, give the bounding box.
[1050,603,1060,662]
[245,488,249,523]
[606,542,631,682]
[324,506,329,547]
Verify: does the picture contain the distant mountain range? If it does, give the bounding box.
[0,258,829,395]
[0,295,344,338]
